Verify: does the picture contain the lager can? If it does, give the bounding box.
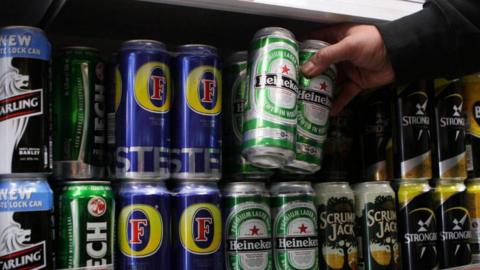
[270,181,318,270]
[222,181,272,270]
[172,181,223,270]
[314,182,358,270]
[284,40,337,174]
[105,52,119,179]
[56,181,115,269]
[432,79,467,180]
[353,181,399,270]
[223,51,272,180]
[462,74,480,178]
[242,27,299,169]
[392,82,432,180]
[394,180,438,270]
[171,44,222,180]
[433,179,472,268]
[466,178,480,264]
[0,177,53,269]
[0,26,51,176]
[116,40,171,180]
[115,181,171,269]
[53,47,106,179]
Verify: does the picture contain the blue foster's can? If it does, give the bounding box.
[115,181,171,269]
[172,181,223,270]
[116,40,171,180]
[171,45,222,180]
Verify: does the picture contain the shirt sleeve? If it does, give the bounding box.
[376,0,480,84]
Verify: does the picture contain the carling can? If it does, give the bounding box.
[105,53,119,179]
[223,51,272,180]
[353,181,399,270]
[392,82,432,180]
[116,40,171,179]
[432,79,467,180]
[56,181,115,269]
[462,74,480,178]
[222,181,272,270]
[115,181,171,269]
[314,182,358,270]
[171,44,222,180]
[242,27,299,169]
[172,181,223,270]
[433,179,472,268]
[284,40,336,174]
[0,178,53,269]
[0,26,51,176]
[270,181,318,270]
[53,47,106,179]
[467,179,480,263]
[395,180,438,270]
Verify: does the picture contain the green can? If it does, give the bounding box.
[222,181,273,270]
[53,47,106,179]
[284,40,337,174]
[271,181,318,270]
[56,181,115,269]
[242,27,299,169]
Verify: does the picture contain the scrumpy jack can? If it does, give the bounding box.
[463,74,480,178]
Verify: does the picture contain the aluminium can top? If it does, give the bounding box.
[270,181,314,195]
[301,39,331,51]
[58,46,99,52]
[226,51,247,66]
[176,44,218,55]
[0,25,46,34]
[0,176,49,181]
[222,181,267,195]
[120,39,166,51]
[253,27,296,41]
[59,180,111,185]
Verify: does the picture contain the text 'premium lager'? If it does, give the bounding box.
[463,73,480,178]
[242,27,299,169]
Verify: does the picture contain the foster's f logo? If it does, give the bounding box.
[186,66,222,115]
[134,62,171,113]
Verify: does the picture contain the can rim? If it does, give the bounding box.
[60,181,111,185]
[253,27,296,41]
[120,39,166,50]
[0,25,46,34]
[59,46,99,51]
[301,39,331,50]
[226,51,248,65]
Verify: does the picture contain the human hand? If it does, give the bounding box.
[302,24,394,115]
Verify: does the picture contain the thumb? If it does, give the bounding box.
[301,38,355,77]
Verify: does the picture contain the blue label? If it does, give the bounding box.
[171,148,220,174]
[0,180,53,212]
[0,27,51,60]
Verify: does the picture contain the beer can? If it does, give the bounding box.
[242,27,299,169]
[466,178,480,264]
[172,181,223,270]
[463,74,480,178]
[394,180,438,270]
[433,179,472,268]
[222,181,272,270]
[55,181,115,269]
[171,44,222,180]
[115,181,171,269]
[223,51,272,180]
[116,40,171,180]
[0,177,53,269]
[105,52,119,179]
[353,181,399,270]
[53,47,106,179]
[431,79,467,180]
[0,26,51,176]
[284,40,337,174]
[314,181,358,270]
[392,82,432,180]
[270,181,318,270]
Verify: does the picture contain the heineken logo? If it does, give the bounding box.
[134,62,171,113]
[227,238,272,251]
[254,74,298,94]
[88,197,107,217]
[276,236,318,249]
[298,89,331,108]
[0,89,42,122]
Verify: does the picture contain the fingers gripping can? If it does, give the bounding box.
[284,40,336,174]
[242,27,299,169]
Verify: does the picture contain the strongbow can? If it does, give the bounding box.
[222,181,272,270]
[171,44,222,180]
[116,40,171,179]
[56,181,115,269]
[314,182,358,270]
[463,74,480,178]
[242,27,299,169]
[0,178,53,269]
[0,26,51,176]
[395,180,438,270]
[271,181,318,270]
[284,40,336,174]
[53,47,106,179]
[172,181,223,270]
[466,179,480,264]
[223,51,272,180]
[115,181,171,269]
[353,181,399,270]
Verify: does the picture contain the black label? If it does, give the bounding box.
[255,74,299,93]
[227,238,272,252]
[275,236,318,249]
[298,89,331,108]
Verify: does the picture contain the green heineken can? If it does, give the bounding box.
[56,181,115,269]
[242,27,300,169]
[223,51,274,180]
[271,181,319,270]
[222,181,272,270]
[284,40,337,174]
[53,47,106,179]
